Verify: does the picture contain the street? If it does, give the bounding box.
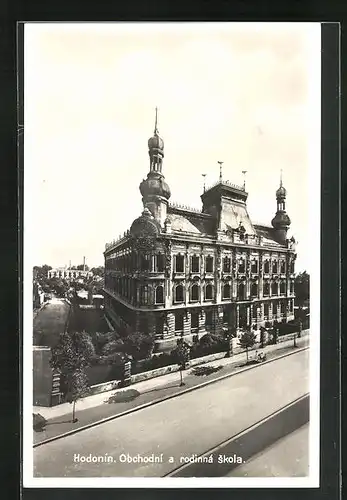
[33,349,309,477]
[226,424,309,477]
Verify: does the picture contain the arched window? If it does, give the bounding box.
[264,282,270,296]
[223,283,231,299]
[175,311,184,333]
[190,284,199,302]
[238,283,245,300]
[280,301,286,314]
[191,255,200,273]
[264,303,269,318]
[251,260,258,274]
[155,285,164,304]
[290,261,295,274]
[223,256,231,273]
[205,256,214,273]
[175,255,184,273]
[191,311,199,331]
[175,284,184,303]
[205,310,213,329]
[252,304,257,319]
[272,261,278,274]
[280,261,286,274]
[272,282,278,296]
[155,315,164,335]
[205,283,213,300]
[290,281,294,293]
[251,283,258,297]
[280,281,286,295]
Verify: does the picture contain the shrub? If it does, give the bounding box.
[33,413,47,432]
[101,339,125,356]
[106,389,140,404]
[124,333,154,361]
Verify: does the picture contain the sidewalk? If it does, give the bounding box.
[33,335,309,445]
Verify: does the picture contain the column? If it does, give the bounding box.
[236,304,240,330]
[246,305,251,327]
[198,309,206,335]
[166,311,175,338]
[212,305,223,335]
[183,310,191,336]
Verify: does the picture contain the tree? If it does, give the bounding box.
[90,266,104,277]
[77,264,89,271]
[294,271,310,307]
[50,331,95,423]
[123,332,154,361]
[173,338,190,386]
[33,265,52,280]
[238,330,257,363]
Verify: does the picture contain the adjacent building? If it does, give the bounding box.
[104,113,297,351]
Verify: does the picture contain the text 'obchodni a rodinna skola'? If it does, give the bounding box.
[73,453,245,465]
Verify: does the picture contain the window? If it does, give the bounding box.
[191,311,199,331]
[280,282,286,295]
[140,285,149,305]
[141,254,150,271]
[251,283,258,297]
[155,315,164,335]
[280,302,286,314]
[290,281,294,293]
[280,261,286,274]
[264,260,270,274]
[264,282,270,296]
[223,309,229,325]
[264,303,269,318]
[156,254,165,272]
[238,283,245,300]
[175,311,184,333]
[238,259,245,274]
[251,260,258,274]
[191,256,200,273]
[290,261,295,274]
[190,284,199,302]
[272,261,278,274]
[272,282,278,296]
[205,311,213,328]
[290,300,294,312]
[175,284,184,303]
[223,283,231,299]
[205,283,213,300]
[252,305,257,319]
[155,285,164,304]
[223,256,231,273]
[175,255,184,273]
[205,256,214,273]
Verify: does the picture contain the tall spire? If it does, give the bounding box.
[280,168,283,187]
[218,161,223,182]
[154,106,158,134]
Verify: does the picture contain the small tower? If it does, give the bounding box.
[139,108,171,227]
[271,171,291,243]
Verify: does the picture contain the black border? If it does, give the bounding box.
[3,12,340,500]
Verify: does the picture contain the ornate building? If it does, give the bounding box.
[104,112,297,351]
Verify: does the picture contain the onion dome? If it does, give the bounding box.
[271,211,291,230]
[139,171,171,200]
[148,132,164,151]
[276,184,287,199]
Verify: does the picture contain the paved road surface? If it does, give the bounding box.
[226,424,309,477]
[33,349,309,477]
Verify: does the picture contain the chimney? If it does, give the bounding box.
[83,256,86,271]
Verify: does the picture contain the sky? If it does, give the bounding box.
[24,22,321,272]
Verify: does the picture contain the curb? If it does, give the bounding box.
[165,393,310,477]
[34,345,309,448]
